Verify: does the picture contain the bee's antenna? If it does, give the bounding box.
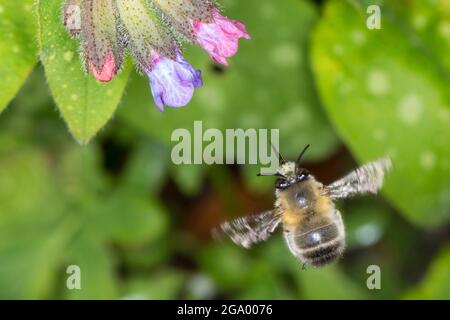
[297,144,310,164]
[271,143,285,164]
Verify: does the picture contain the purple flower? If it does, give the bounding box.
[147,52,203,111]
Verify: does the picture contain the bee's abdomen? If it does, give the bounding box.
[285,212,345,267]
[300,238,345,267]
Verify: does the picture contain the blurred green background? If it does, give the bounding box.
[0,0,449,299]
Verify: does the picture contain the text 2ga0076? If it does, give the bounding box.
[221,304,273,315]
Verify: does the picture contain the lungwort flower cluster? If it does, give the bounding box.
[63,0,250,111]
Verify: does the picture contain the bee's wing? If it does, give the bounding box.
[213,210,282,248]
[325,157,392,200]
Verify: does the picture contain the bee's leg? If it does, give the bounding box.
[301,262,307,271]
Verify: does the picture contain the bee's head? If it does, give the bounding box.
[275,162,310,190]
[258,144,311,190]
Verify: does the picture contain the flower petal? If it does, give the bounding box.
[89,52,116,82]
[147,53,203,111]
[193,9,251,66]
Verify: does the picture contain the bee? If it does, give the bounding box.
[214,145,392,267]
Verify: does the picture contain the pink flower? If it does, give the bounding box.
[89,52,117,83]
[192,10,251,66]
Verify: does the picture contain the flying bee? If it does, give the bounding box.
[214,145,392,267]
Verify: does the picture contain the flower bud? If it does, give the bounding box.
[81,0,124,82]
[115,0,179,71]
[63,0,82,37]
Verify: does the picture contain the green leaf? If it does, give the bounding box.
[118,0,339,160]
[311,0,450,226]
[0,0,37,112]
[99,142,171,246]
[0,222,73,299]
[388,0,450,72]
[404,245,450,299]
[0,137,174,298]
[0,146,55,225]
[38,0,131,144]
[56,145,109,200]
[0,143,74,299]
[102,196,170,246]
[119,141,169,194]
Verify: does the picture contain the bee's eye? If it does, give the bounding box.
[276,178,289,189]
